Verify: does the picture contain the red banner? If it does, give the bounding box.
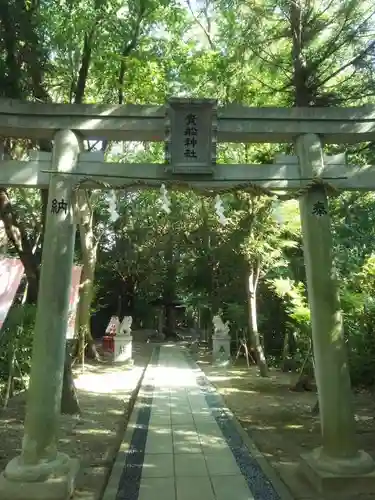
[0,259,82,337]
[0,258,24,330]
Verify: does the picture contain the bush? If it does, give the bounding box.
[0,304,36,394]
[345,299,375,387]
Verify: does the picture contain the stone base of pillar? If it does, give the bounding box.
[113,334,133,363]
[299,447,375,495]
[0,452,79,500]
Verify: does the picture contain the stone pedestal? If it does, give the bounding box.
[113,334,132,363]
[299,447,375,495]
[0,453,79,500]
[0,130,81,500]
[212,335,231,362]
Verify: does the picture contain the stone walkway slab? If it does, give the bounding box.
[103,345,289,500]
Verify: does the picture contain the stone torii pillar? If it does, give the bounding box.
[0,130,81,500]
[296,134,375,492]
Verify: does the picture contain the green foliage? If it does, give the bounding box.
[0,305,36,394]
[267,278,310,362]
[1,0,375,388]
[329,191,375,385]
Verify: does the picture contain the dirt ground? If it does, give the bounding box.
[2,342,375,500]
[0,341,153,500]
[198,350,375,500]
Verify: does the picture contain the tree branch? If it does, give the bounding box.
[319,40,375,87]
[118,0,147,105]
[74,27,96,104]
[313,9,375,76]
[0,2,22,98]
[186,0,215,50]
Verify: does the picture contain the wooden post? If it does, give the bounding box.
[296,133,374,476]
[0,130,80,500]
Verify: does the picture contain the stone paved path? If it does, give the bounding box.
[103,345,286,500]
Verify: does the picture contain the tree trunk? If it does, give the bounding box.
[290,0,312,107]
[158,307,164,334]
[281,330,291,371]
[246,264,268,377]
[60,344,80,415]
[123,275,135,315]
[76,191,100,360]
[164,304,177,339]
[77,254,99,360]
[0,189,40,303]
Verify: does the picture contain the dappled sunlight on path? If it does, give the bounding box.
[103,344,285,500]
[74,365,144,396]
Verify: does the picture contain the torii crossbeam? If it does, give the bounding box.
[0,98,374,500]
[1,151,375,192]
[0,98,375,143]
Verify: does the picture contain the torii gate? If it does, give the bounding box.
[1,98,375,499]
